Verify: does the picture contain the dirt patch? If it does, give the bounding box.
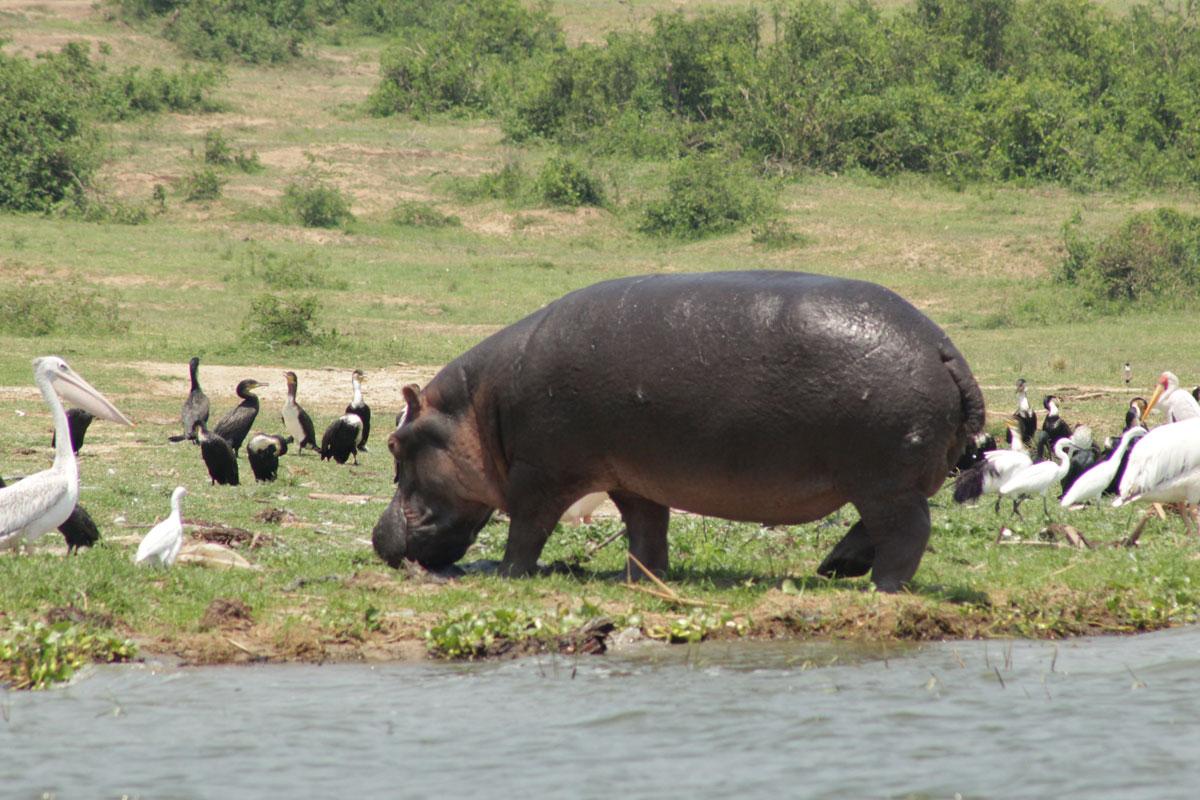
[129,359,441,415]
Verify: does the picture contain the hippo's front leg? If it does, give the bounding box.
[609,492,670,580]
[497,463,568,576]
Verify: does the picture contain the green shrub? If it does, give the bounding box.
[242,293,332,347]
[182,166,226,201]
[639,157,776,240]
[534,154,603,207]
[0,275,129,337]
[0,51,97,212]
[282,179,354,228]
[1059,208,1200,307]
[203,129,263,172]
[390,200,462,227]
[750,219,809,249]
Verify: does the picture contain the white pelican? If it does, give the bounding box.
[1114,417,1200,535]
[135,486,188,567]
[1143,371,1200,424]
[999,437,1074,518]
[953,421,1032,510]
[1061,426,1147,507]
[0,356,133,550]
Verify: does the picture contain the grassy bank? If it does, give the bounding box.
[2,0,1200,686]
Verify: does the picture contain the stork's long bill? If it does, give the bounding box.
[1142,379,1166,424]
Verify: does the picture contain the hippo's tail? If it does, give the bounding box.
[940,340,986,437]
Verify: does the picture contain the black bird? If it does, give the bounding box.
[194,421,239,485]
[321,413,362,465]
[50,408,94,454]
[1036,394,1073,461]
[346,369,371,452]
[1013,379,1038,449]
[1123,397,1148,432]
[58,504,101,553]
[247,432,290,482]
[0,475,99,552]
[954,430,997,473]
[1059,425,1100,495]
[169,356,210,443]
[281,371,319,453]
[214,379,267,455]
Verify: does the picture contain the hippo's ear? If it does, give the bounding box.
[402,384,421,421]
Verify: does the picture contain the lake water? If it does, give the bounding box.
[5,626,1200,799]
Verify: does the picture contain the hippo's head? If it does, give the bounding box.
[373,384,494,570]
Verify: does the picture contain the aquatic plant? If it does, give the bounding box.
[0,621,137,690]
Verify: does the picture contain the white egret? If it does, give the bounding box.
[999,437,1074,518]
[1114,418,1200,535]
[136,486,189,567]
[953,421,1032,511]
[1061,426,1147,507]
[0,357,133,550]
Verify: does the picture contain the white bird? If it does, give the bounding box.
[953,421,1032,511]
[1143,371,1200,424]
[999,437,1074,518]
[135,486,189,567]
[0,356,133,550]
[1061,426,1147,507]
[562,492,607,527]
[1114,418,1200,535]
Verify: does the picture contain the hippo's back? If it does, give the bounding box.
[463,271,981,520]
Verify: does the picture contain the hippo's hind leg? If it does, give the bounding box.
[817,492,931,593]
[609,492,670,580]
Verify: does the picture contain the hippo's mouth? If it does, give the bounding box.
[395,492,491,569]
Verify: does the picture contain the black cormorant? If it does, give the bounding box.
[345,369,371,452]
[169,356,210,443]
[247,432,289,482]
[50,407,94,454]
[1013,379,1038,449]
[194,421,239,486]
[1036,394,1073,460]
[321,413,362,465]
[281,371,319,453]
[214,379,267,455]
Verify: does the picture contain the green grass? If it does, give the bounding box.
[2,0,1200,681]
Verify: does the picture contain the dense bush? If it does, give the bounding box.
[0,42,220,213]
[366,0,562,117]
[243,293,331,346]
[282,179,354,228]
[182,166,226,201]
[1059,208,1200,308]
[369,0,1200,190]
[638,157,774,240]
[534,154,603,207]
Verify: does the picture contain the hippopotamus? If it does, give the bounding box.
[374,270,985,591]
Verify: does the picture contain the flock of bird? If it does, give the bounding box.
[0,355,378,568]
[169,357,373,488]
[3,354,1200,570]
[953,370,1200,535]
